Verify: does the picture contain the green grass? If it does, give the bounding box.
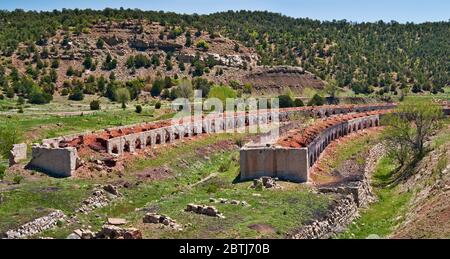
[0,177,92,234]
[104,150,331,239]
[0,109,174,143]
[37,134,332,239]
[338,155,412,239]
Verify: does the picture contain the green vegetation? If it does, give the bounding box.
[307,94,325,106]
[89,100,101,110]
[208,85,237,104]
[339,156,412,239]
[0,121,21,158]
[382,99,444,182]
[36,134,331,239]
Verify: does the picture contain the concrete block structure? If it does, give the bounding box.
[28,103,395,177]
[240,112,384,183]
[29,146,78,177]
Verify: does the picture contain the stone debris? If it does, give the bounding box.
[103,184,121,196]
[143,213,183,231]
[77,185,121,214]
[252,177,281,189]
[67,229,95,239]
[69,225,142,239]
[107,218,127,226]
[210,198,249,207]
[5,210,66,239]
[95,225,142,239]
[9,143,27,166]
[185,204,225,218]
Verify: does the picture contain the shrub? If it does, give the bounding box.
[196,40,209,50]
[243,83,253,94]
[90,100,101,110]
[150,80,163,97]
[307,94,325,106]
[0,164,6,180]
[96,38,104,49]
[278,95,294,108]
[13,175,24,184]
[17,96,25,105]
[68,88,84,101]
[294,98,305,107]
[6,87,15,98]
[135,105,143,113]
[61,88,69,96]
[115,88,130,109]
[155,102,161,109]
[235,137,244,148]
[0,123,20,158]
[29,90,52,104]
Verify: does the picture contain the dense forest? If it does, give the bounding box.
[0,8,448,98]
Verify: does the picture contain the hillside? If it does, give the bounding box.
[1,18,324,103]
[0,9,448,107]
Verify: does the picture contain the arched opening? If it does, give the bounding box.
[155,134,161,145]
[112,145,119,154]
[146,136,152,146]
[124,141,131,152]
[135,138,142,150]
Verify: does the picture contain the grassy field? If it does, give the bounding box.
[1,133,332,239]
[338,155,412,239]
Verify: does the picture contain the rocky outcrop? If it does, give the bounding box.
[243,66,325,94]
[4,210,66,239]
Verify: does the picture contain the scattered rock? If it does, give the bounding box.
[210,197,250,207]
[5,210,66,239]
[107,218,127,226]
[103,184,121,196]
[66,233,81,239]
[185,204,225,218]
[95,225,142,239]
[68,229,95,239]
[77,188,120,214]
[252,177,281,189]
[143,213,183,231]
